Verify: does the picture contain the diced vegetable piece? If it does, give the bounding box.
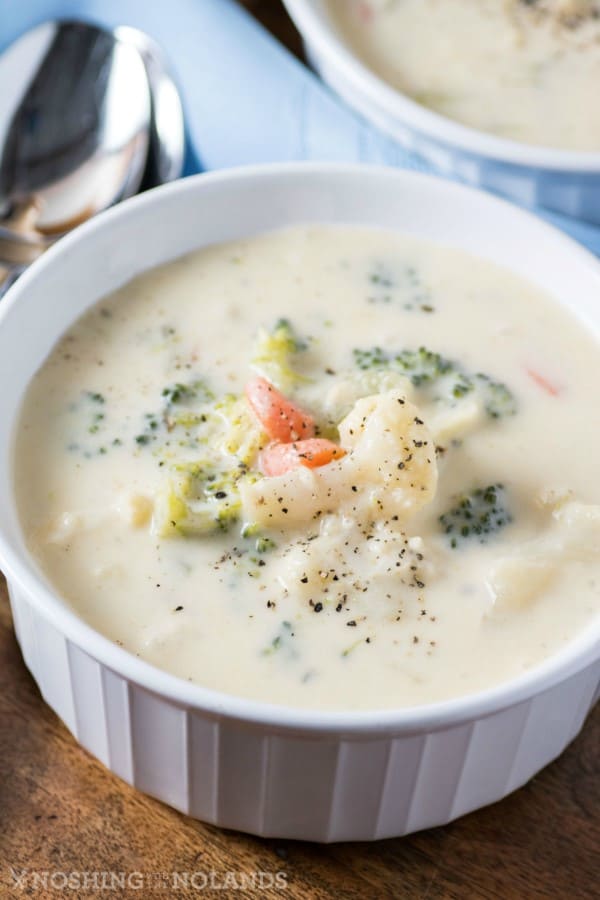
[353,345,517,420]
[487,500,600,618]
[428,397,482,444]
[251,319,309,391]
[136,377,215,448]
[255,536,277,553]
[353,346,454,385]
[215,393,267,465]
[155,483,218,537]
[162,379,214,408]
[526,368,560,397]
[487,558,554,617]
[259,439,346,476]
[473,373,518,418]
[440,484,512,548]
[317,369,413,427]
[116,493,153,528]
[155,463,246,537]
[245,376,315,443]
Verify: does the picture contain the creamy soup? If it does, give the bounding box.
[326,0,600,151]
[15,226,600,710]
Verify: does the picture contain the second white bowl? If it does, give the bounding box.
[283,0,600,225]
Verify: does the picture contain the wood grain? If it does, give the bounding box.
[1,3,598,898]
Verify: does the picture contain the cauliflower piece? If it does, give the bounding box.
[487,558,555,616]
[271,514,433,609]
[318,370,414,427]
[428,396,483,446]
[240,389,438,529]
[535,485,574,511]
[486,499,600,617]
[553,501,600,559]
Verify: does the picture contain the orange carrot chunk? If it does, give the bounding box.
[245,376,315,443]
[259,439,347,477]
[526,368,560,397]
[357,2,374,24]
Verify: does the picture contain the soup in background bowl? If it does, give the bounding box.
[326,0,600,151]
[283,0,600,224]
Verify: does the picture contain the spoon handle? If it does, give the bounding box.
[0,262,26,299]
[0,210,49,297]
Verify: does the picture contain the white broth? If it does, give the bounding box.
[326,0,600,151]
[15,226,600,710]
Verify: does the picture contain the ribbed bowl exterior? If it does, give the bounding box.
[302,38,600,225]
[9,580,600,842]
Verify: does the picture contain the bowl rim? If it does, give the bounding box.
[283,0,600,171]
[0,162,599,735]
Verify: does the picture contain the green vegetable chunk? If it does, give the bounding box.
[353,345,517,419]
[215,393,266,465]
[473,373,518,419]
[251,318,310,391]
[135,377,215,448]
[155,462,248,537]
[439,484,512,548]
[353,346,454,385]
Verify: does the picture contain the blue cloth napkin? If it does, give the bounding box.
[2,0,600,255]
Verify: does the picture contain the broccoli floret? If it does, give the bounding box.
[255,536,277,553]
[162,379,214,407]
[136,378,215,447]
[449,373,475,400]
[251,319,310,391]
[155,462,248,537]
[353,346,453,386]
[439,484,512,548]
[353,346,517,419]
[273,318,308,352]
[155,482,217,537]
[474,374,517,419]
[86,391,105,405]
[152,382,269,537]
[241,521,261,539]
[352,346,390,370]
[395,348,454,385]
[163,380,214,436]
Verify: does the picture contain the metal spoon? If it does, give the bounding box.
[116,26,185,191]
[0,20,152,291]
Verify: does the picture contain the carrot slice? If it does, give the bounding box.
[245,376,315,443]
[526,368,560,397]
[357,2,374,24]
[259,439,347,477]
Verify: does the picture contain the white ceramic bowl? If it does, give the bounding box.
[0,165,599,842]
[283,0,600,225]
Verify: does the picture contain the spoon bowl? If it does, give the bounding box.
[116,25,185,191]
[0,20,151,240]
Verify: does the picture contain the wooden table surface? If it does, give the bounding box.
[1,3,598,897]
